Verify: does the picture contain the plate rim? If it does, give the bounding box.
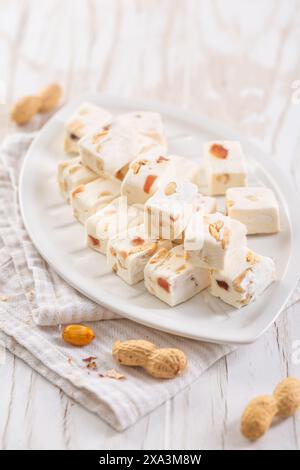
[19,93,300,345]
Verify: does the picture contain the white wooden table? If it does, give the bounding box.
[1,0,300,450]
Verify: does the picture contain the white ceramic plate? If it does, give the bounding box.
[19,94,300,345]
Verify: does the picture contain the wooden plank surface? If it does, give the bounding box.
[0,0,300,449]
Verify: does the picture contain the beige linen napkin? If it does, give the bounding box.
[0,133,297,430]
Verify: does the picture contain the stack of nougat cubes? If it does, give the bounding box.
[57,102,279,309]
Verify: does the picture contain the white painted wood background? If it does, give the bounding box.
[1,0,300,450]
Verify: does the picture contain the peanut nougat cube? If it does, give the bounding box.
[144,245,211,307]
[184,212,247,270]
[57,157,97,202]
[121,152,174,205]
[144,179,198,240]
[210,247,276,308]
[79,125,164,181]
[85,198,144,254]
[226,187,280,234]
[64,102,112,154]
[115,111,167,147]
[70,177,121,223]
[204,141,247,195]
[107,225,172,285]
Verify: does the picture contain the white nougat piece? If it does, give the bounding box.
[121,152,174,205]
[70,177,121,224]
[172,156,202,187]
[194,193,217,214]
[182,194,217,249]
[194,159,210,194]
[107,225,172,285]
[210,247,276,308]
[226,187,280,234]
[204,141,247,195]
[144,179,198,240]
[144,245,211,307]
[57,157,97,201]
[64,102,112,154]
[115,111,166,146]
[85,198,144,254]
[184,212,247,270]
[79,125,164,181]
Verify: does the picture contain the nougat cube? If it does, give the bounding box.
[144,245,211,306]
[210,247,276,308]
[121,152,173,205]
[70,177,120,223]
[204,141,247,195]
[184,212,247,270]
[115,111,166,147]
[85,198,144,254]
[144,179,198,240]
[107,225,172,285]
[64,102,112,154]
[57,157,97,202]
[79,125,164,181]
[226,187,280,234]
